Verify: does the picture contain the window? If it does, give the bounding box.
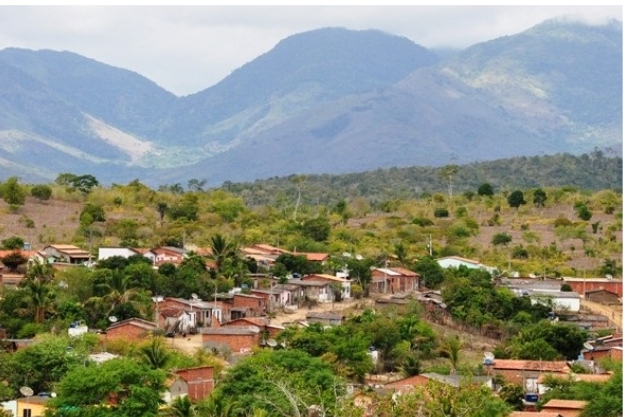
[23,409,32,417]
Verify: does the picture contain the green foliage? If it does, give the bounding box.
[533,188,548,207]
[1,176,25,205]
[554,215,573,228]
[1,235,24,250]
[412,257,445,289]
[31,184,53,201]
[510,321,587,360]
[0,250,28,271]
[478,182,494,196]
[212,349,344,417]
[301,217,331,242]
[168,194,199,222]
[507,190,526,208]
[499,383,525,410]
[575,203,593,221]
[49,357,165,417]
[412,217,434,226]
[434,207,449,218]
[491,232,512,246]
[80,203,106,226]
[56,173,99,195]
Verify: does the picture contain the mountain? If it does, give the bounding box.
[175,19,622,184]
[0,20,622,186]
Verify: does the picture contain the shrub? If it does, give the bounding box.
[554,216,572,228]
[434,207,449,218]
[412,217,434,227]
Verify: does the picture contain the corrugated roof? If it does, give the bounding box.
[202,326,260,335]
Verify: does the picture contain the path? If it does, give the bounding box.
[580,299,623,332]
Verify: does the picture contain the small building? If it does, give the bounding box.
[167,366,215,403]
[37,244,91,265]
[158,297,226,329]
[290,279,334,303]
[302,274,352,300]
[529,291,581,312]
[16,396,49,417]
[509,413,564,417]
[105,317,158,342]
[437,256,497,274]
[223,317,284,338]
[562,278,622,297]
[582,346,623,362]
[542,399,587,417]
[232,293,266,317]
[537,373,611,395]
[485,359,569,392]
[147,247,187,266]
[306,311,345,326]
[201,326,260,354]
[97,247,146,261]
[370,268,420,294]
[584,289,621,305]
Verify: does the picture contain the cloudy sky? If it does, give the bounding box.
[0,6,621,96]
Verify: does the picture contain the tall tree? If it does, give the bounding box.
[1,176,25,205]
[439,165,459,199]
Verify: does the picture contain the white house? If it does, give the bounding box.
[98,247,144,261]
[437,256,497,274]
[529,290,581,312]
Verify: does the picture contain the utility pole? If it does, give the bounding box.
[428,234,432,257]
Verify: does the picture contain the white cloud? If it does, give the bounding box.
[0,6,621,95]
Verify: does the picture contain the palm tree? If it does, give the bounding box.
[86,271,148,320]
[160,396,198,417]
[26,258,55,283]
[440,335,463,371]
[22,277,55,324]
[209,234,239,273]
[140,337,172,370]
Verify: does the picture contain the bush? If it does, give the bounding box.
[31,184,52,201]
[492,233,512,246]
[412,217,434,227]
[434,208,449,218]
[554,216,572,228]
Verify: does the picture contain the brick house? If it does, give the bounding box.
[306,311,345,326]
[485,360,569,392]
[563,278,622,296]
[158,297,226,328]
[370,267,420,294]
[542,400,587,417]
[147,247,187,266]
[105,318,157,342]
[201,326,260,353]
[168,366,215,403]
[232,293,266,317]
[582,345,623,362]
[509,413,564,417]
[223,317,285,338]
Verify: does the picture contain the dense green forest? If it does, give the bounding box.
[219,152,622,207]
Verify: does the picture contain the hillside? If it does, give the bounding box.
[0,19,622,185]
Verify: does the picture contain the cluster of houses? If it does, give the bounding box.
[1,245,623,417]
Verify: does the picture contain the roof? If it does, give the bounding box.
[303,274,349,282]
[271,284,300,292]
[421,373,491,388]
[391,267,419,277]
[202,326,260,335]
[225,317,270,327]
[45,244,91,257]
[509,413,563,417]
[543,399,587,410]
[290,279,331,287]
[585,288,620,295]
[437,256,481,265]
[107,317,158,331]
[296,252,329,262]
[306,311,344,320]
[492,360,569,372]
[167,298,221,309]
[563,277,622,283]
[234,293,263,299]
[538,373,612,384]
[529,290,581,299]
[384,374,428,389]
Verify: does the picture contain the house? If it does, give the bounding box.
[250,288,285,311]
[497,278,563,295]
[383,373,491,393]
[485,359,569,391]
[370,267,420,294]
[97,247,146,261]
[584,289,621,304]
[290,279,334,303]
[294,252,329,263]
[201,326,260,354]
[167,366,215,403]
[582,346,622,362]
[232,293,266,317]
[105,318,158,342]
[509,413,564,417]
[537,373,611,395]
[37,244,91,265]
[147,247,187,266]
[158,297,226,329]
[562,278,622,297]
[559,313,609,330]
[270,283,302,307]
[302,274,352,299]
[437,256,497,274]
[306,311,345,326]
[529,291,581,312]
[542,400,587,417]
[14,396,49,417]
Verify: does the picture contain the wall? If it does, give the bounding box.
[202,333,259,354]
[233,294,265,316]
[107,324,152,342]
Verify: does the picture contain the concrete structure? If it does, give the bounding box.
[232,293,266,317]
[158,297,225,329]
[529,291,581,312]
[291,279,334,303]
[306,311,345,326]
[97,247,145,261]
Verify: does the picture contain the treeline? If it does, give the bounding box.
[221,151,622,206]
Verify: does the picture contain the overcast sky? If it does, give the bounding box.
[0,6,621,96]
